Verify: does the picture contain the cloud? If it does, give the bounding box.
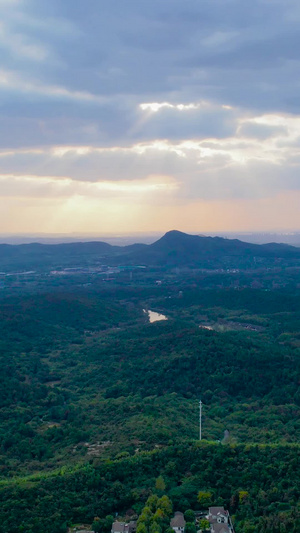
[0,172,178,200]
[0,108,299,204]
[0,69,108,103]
[1,0,300,231]
[237,123,288,140]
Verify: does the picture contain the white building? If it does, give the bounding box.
[208,507,232,533]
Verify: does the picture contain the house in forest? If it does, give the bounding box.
[111,521,137,533]
[207,507,232,533]
[112,522,126,533]
[127,521,137,533]
[170,511,186,533]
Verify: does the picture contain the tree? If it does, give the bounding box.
[147,495,159,513]
[136,523,147,533]
[153,509,164,523]
[155,476,166,494]
[157,496,173,518]
[239,490,249,503]
[138,506,153,527]
[149,521,161,533]
[184,510,195,523]
[165,528,174,533]
[197,491,213,507]
[92,518,102,533]
[185,522,197,533]
[198,519,210,532]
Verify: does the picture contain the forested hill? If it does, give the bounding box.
[123,230,300,266]
[1,230,300,271]
[1,287,299,479]
[0,281,300,532]
[1,443,299,533]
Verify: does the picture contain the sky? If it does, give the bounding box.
[1,0,300,235]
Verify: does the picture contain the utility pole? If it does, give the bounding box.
[199,400,203,441]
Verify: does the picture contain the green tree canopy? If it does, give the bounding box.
[136,523,147,533]
[185,522,197,533]
[149,521,161,533]
[197,491,213,507]
[184,510,195,523]
[157,496,173,518]
[155,476,166,494]
[198,519,210,532]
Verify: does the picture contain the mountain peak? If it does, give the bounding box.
[164,230,189,237]
[150,229,204,254]
[161,230,191,242]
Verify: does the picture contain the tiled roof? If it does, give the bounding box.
[211,523,230,533]
[209,507,227,515]
[112,522,126,533]
[170,512,186,528]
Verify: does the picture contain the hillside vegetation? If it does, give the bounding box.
[0,282,299,532]
[0,443,299,533]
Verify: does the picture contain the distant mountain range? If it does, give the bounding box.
[1,230,300,271]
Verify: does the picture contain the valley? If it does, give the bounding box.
[0,232,299,532]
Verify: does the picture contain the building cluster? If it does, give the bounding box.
[111,507,234,533]
[207,507,233,533]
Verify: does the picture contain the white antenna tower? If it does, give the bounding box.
[199,400,203,441]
